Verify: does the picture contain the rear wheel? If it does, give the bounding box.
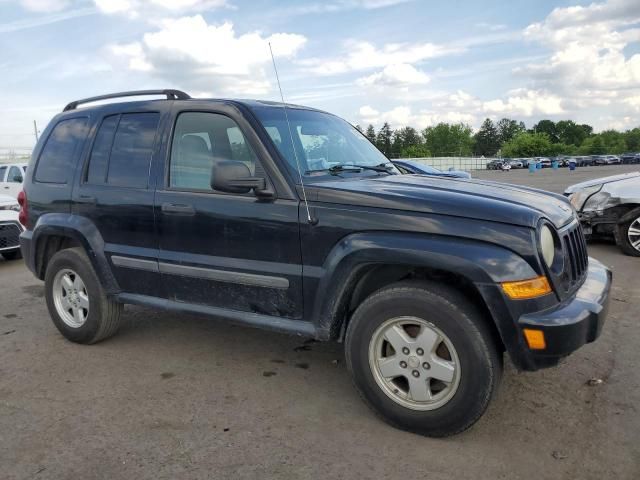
[617,211,640,257]
[345,281,502,437]
[45,248,123,343]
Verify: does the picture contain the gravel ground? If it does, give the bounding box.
[1,165,639,480]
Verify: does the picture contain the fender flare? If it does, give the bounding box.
[30,213,120,293]
[617,205,640,224]
[311,231,538,339]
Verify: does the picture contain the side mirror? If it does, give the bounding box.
[14,175,23,183]
[211,160,268,195]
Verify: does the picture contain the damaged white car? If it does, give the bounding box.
[0,193,23,260]
[565,172,640,256]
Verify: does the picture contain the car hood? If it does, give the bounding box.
[0,209,19,222]
[309,174,574,228]
[564,172,640,194]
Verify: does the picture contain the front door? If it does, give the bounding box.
[154,109,302,318]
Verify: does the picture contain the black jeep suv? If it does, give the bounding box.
[19,90,611,437]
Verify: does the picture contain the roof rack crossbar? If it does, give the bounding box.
[63,89,191,111]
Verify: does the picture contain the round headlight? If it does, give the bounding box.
[540,225,555,267]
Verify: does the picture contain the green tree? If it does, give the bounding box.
[501,132,554,157]
[625,128,640,151]
[578,136,606,155]
[365,124,377,144]
[497,118,526,145]
[401,144,431,158]
[599,130,627,154]
[391,130,403,158]
[556,120,590,147]
[422,123,474,156]
[391,126,422,157]
[354,124,363,133]
[473,118,501,156]
[533,120,559,143]
[376,122,393,156]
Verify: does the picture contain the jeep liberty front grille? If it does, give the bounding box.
[557,221,589,295]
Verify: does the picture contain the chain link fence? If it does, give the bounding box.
[0,148,32,164]
[395,157,493,171]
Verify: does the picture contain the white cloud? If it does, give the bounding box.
[270,0,413,17]
[354,0,413,7]
[0,7,95,33]
[474,22,507,32]
[357,63,430,88]
[357,104,476,130]
[482,88,564,116]
[359,105,379,118]
[624,95,640,111]
[93,0,229,17]
[109,16,306,95]
[19,0,70,12]
[356,87,567,131]
[521,0,640,100]
[299,39,462,75]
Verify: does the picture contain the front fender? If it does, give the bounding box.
[29,213,119,293]
[312,231,539,339]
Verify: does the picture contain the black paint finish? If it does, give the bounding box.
[19,97,611,372]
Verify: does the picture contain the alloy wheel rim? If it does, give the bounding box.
[628,218,640,253]
[368,316,461,411]
[52,268,89,328]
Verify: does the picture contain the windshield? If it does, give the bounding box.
[251,106,398,177]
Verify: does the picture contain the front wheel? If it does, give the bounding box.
[345,281,502,437]
[617,211,640,257]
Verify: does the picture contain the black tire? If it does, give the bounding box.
[44,247,123,344]
[2,250,21,260]
[345,280,502,437]
[616,209,640,257]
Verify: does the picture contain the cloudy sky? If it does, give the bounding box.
[1,0,639,150]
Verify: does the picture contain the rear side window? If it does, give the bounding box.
[86,112,159,188]
[87,115,118,184]
[0,166,6,181]
[35,118,88,184]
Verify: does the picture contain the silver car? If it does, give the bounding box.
[565,172,640,256]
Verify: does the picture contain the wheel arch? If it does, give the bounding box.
[31,214,120,293]
[312,232,537,348]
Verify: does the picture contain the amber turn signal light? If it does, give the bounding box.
[501,276,552,300]
[523,328,546,350]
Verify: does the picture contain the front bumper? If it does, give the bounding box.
[1,221,23,253]
[518,258,611,369]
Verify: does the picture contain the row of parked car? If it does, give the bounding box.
[487,153,640,170]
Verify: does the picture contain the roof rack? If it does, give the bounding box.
[63,89,191,112]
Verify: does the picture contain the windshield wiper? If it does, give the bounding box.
[329,163,392,174]
[305,163,394,175]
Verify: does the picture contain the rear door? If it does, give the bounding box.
[154,105,303,318]
[73,104,167,297]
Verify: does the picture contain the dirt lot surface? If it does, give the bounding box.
[1,166,639,479]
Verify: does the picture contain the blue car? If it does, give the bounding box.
[393,160,472,179]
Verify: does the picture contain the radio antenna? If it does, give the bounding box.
[268,42,314,224]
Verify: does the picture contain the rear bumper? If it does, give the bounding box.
[518,258,611,369]
[19,229,36,274]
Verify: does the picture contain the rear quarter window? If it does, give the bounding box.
[35,118,88,184]
[85,112,159,189]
